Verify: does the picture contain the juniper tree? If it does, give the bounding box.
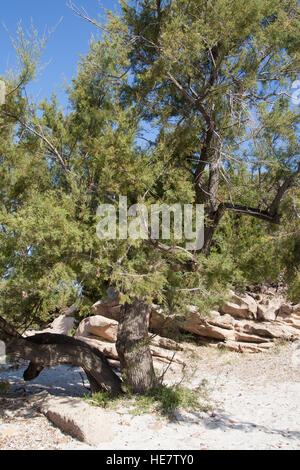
[0,0,299,394]
[68,0,300,390]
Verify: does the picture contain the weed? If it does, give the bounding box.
[84,381,212,418]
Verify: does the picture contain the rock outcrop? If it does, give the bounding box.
[24,288,300,362]
[148,289,300,353]
[87,287,300,355]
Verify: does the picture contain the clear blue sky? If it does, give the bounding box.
[0,0,120,109]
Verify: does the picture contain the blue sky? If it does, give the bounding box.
[0,0,120,109]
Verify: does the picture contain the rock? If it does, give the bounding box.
[34,392,114,446]
[280,316,300,329]
[181,311,236,340]
[220,340,273,353]
[149,307,178,337]
[153,357,184,374]
[50,315,75,335]
[221,291,257,319]
[257,305,277,322]
[149,334,183,351]
[76,335,119,360]
[206,311,234,330]
[23,314,74,337]
[75,315,118,343]
[241,322,300,340]
[92,299,121,321]
[241,293,258,317]
[149,345,185,365]
[77,334,184,364]
[219,302,251,320]
[234,331,272,344]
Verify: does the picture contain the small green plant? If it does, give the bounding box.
[84,381,212,418]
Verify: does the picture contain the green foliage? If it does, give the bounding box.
[85,381,212,417]
[0,0,299,334]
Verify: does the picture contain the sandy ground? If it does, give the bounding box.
[0,343,299,450]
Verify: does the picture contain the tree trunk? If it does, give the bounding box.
[1,326,122,396]
[202,203,226,256]
[116,298,156,393]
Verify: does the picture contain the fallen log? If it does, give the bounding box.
[0,315,122,396]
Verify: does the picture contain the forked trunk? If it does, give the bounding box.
[116,298,156,393]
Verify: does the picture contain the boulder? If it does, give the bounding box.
[23,314,74,337]
[50,315,75,335]
[240,293,258,317]
[219,301,250,319]
[240,321,300,340]
[92,299,121,321]
[149,306,179,337]
[149,334,183,351]
[181,312,236,341]
[234,331,272,344]
[206,311,234,330]
[75,315,118,343]
[33,392,114,446]
[220,291,257,319]
[256,305,277,322]
[149,345,185,365]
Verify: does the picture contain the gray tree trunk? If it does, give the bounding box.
[1,329,122,396]
[116,298,156,393]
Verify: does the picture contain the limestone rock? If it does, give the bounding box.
[92,299,121,321]
[234,331,272,344]
[34,392,114,446]
[256,305,277,322]
[280,315,300,330]
[206,311,235,330]
[180,312,235,341]
[149,334,183,351]
[280,303,294,315]
[219,302,250,319]
[75,315,118,343]
[50,315,75,335]
[241,321,300,340]
[149,345,185,365]
[23,314,74,337]
[220,291,257,319]
[149,306,178,337]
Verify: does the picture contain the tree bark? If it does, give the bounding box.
[0,321,122,396]
[116,298,156,393]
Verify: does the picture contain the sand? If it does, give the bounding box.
[0,342,299,450]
